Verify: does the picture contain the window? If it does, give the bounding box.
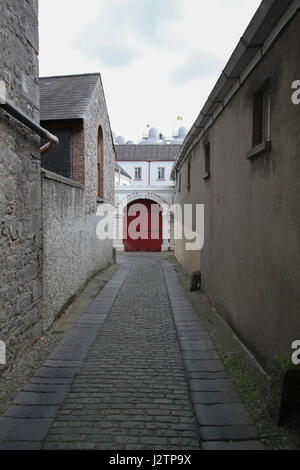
[157,167,165,180]
[41,128,72,179]
[187,160,191,190]
[97,126,104,198]
[134,167,142,180]
[204,142,210,179]
[178,172,181,192]
[252,81,271,147]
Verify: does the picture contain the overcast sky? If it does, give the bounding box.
[39,0,262,142]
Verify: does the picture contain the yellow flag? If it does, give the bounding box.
[177,116,183,121]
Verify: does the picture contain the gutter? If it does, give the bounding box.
[172,0,299,177]
[0,81,59,155]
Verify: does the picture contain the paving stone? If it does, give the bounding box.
[190,379,235,391]
[43,360,83,368]
[175,321,204,329]
[188,371,229,380]
[199,425,260,442]
[192,391,241,404]
[30,377,73,385]
[173,311,197,319]
[184,360,225,372]
[201,441,265,450]
[178,332,209,339]
[180,339,214,351]
[195,404,253,426]
[14,387,68,406]
[34,367,79,378]
[85,305,111,314]
[48,349,88,361]
[0,441,42,450]
[69,326,97,335]
[77,314,107,324]
[0,417,53,441]
[182,351,220,360]
[5,405,58,419]
[59,338,95,347]
[23,383,68,394]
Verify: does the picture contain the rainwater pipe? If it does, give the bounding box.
[0,81,59,155]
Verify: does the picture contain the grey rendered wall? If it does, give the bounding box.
[0,0,42,362]
[175,13,300,372]
[174,152,202,274]
[41,172,113,329]
[41,77,115,329]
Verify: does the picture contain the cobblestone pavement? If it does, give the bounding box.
[0,254,264,450]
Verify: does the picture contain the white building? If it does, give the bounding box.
[115,162,131,187]
[114,126,186,252]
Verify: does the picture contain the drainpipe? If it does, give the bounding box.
[0,81,59,155]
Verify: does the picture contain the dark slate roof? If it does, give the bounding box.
[115,144,180,162]
[115,162,131,179]
[40,73,100,121]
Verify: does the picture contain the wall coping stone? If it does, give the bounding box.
[41,169,85,190]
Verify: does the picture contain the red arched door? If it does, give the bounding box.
[124,199,163,252]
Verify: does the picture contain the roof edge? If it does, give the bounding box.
[39,72,101,80]
[173,0,298,176]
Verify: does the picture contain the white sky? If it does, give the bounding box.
[39,0,262,142]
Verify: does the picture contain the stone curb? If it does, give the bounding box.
[161,261,265,451]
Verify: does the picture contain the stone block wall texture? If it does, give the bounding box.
[72,123,85,184]
[0,0,42,362]
[41,76,115,329]
[84,76,115,212]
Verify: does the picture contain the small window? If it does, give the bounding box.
[204,142,210,178]
[134,167,142,180]
[178,173,181,192]
[187,160,191,190]
[42,128,72,179]
[252,81,271,147]
[158,167,165,180]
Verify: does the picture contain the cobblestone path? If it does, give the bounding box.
[0,254,264,450]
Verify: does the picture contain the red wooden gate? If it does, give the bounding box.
[124,199,163,252]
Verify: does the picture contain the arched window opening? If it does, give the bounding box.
[97,126,104,198]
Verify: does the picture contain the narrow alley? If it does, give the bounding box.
[0,255,263,450]
[1,0,300,456]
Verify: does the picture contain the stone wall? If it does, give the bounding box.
[72,123,85,184]
[41,76,115,328]
[84,76,115,212]
[41,170,113,329]
[0,0,42,363]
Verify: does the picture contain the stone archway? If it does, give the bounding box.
[114,193,171,252]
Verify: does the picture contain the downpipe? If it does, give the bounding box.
[0,81,59,155]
